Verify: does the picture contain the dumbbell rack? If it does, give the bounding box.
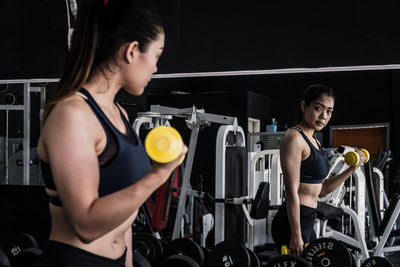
[0,79,52,185]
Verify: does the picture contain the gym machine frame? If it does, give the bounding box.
[0,79,52,185]
[317,147,400,263]
[247,149,283,250]
[317,147,368,262]
[214,123,246,245]
[134,105,242,240]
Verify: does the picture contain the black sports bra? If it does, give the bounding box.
[40,88,151,206]
[292,127,330,184]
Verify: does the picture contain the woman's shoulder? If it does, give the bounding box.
[284,127,303,140]
[281,128,307,149]
[51,94,92,121]
[43,94,98,137]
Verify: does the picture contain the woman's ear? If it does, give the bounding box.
[300,100,306,113]
[124,41,139,63]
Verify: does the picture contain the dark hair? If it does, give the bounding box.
[296,84,335,123]
[42,0,163,125]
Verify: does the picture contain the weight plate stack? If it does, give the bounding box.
[209,240,251,267]
[266,255,311,267]
[165,238,205,266]
[132,232,164,266]
[361,256,393,267]
[302,238,352,267]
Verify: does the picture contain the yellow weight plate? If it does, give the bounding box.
[145,126,183,163]
[359,148,370,163]
[344,151,360,166]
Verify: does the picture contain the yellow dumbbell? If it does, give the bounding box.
[145,126,185,164]
[344,148,370,166]
[281,245,289,255]
[281,244,309,255]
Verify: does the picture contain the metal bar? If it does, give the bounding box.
[2,64,400,85]
[152,64,400,79]
[0,79,59,84]
[163,169,177,221]
[186,189,205,198]
[172,127,199,239]
[23,83,31,185]
[150,105,200,116]
[5,110,9,184]
[150,105,238,126]
[29,86,42,93]
[215,127,227,244]
[0,105,25,111]
[197,113,237,126]
[330,125,389,131]
[40,86,46,121]
[373,201,400,256]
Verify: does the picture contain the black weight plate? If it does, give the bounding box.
[245,248,260,267]
[302,238,352,267]
[132,233,163,266]
[165,238,205,266]
[266,255,311,267]
[159,239,168,262]
[162,254,200,267]
[12,247,42,267]
[133,252,152,267]
[201,246,210,267]
[0,232,39,262]
[209,240,251,267]
[361,256,394,267]
[0,247,10,267]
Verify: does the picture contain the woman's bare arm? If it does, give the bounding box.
[319,166,356,197]
[44,101,185,243]
[319,151,365,197]
[280,131,304,255]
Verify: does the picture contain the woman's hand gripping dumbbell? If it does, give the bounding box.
[145,126,186,165]
[344,148,370,167]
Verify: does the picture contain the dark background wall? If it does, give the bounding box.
[155,0,400,73]
[2,0,400,78]
[1,0,400,193]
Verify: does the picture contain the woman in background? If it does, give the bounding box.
[271,84,366,256]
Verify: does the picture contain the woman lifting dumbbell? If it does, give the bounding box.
[34,0,186,266]
[271,85,367,257]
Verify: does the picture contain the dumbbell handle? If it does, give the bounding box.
[344,148,370,166]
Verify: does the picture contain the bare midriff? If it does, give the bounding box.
[298,183,322,209]
[45,188,136,260]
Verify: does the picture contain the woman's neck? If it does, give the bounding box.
[296,121,315,138]
[83,71,122,108]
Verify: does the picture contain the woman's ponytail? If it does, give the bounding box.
[41,0,103,126]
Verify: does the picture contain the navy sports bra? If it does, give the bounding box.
[292,127,330,184]
[41,88,151,206]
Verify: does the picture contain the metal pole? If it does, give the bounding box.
[172,127,199,239]
[23,83,31,185]
[5,110,9,184]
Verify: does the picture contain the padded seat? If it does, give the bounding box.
[317,201,345,220]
